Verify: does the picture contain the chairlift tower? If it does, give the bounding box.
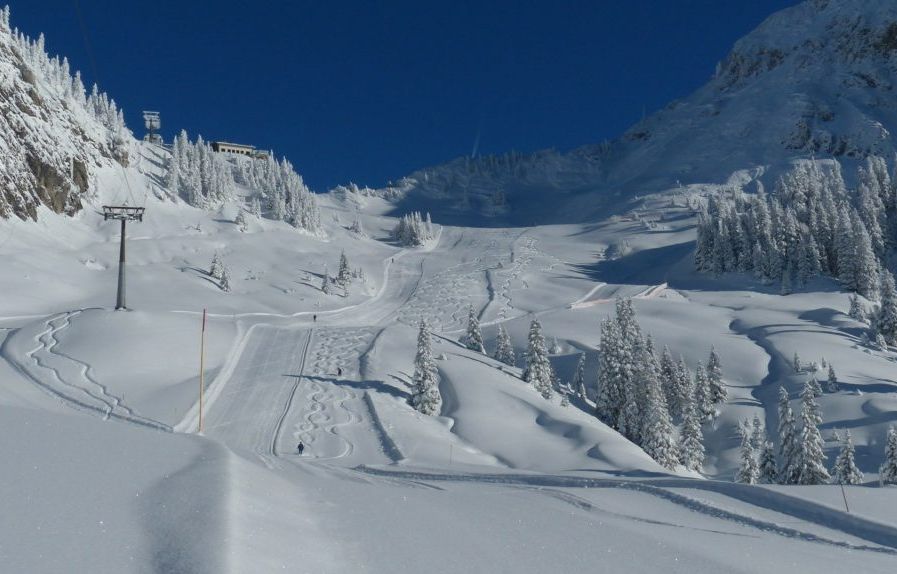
[103,206,145,310]
[142,111,162,145]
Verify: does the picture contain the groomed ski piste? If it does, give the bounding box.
[2,140,897,573]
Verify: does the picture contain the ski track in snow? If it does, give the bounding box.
[5,310,170,431]
[353,466,897,554]
[397,232,503,332]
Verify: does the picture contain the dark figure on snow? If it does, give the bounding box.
[313,314,317,322]
[337,367,342,377]
[297,442,305,455]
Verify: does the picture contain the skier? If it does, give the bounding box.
[297,441,305,455]
[337,367,343,377]
[313,314,317,322]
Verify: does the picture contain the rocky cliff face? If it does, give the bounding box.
[0,7,128,220]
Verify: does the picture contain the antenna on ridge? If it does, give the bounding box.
[143,111,162,145]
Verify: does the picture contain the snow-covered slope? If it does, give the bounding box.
[2,1,897,572]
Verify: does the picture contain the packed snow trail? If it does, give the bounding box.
[202,326,313,456]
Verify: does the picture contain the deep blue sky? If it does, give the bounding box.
[12,1,797,191]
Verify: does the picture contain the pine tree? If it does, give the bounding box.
[795,378,830,485]
[573,353,587,401]
[461,305,485,353]
[349,217,365,236]
[494,324,516,366]
[848,293,866,323]
[826,364,838,393]
[880,425,897,484]
[410,320,442,415]
[321,273,332,295]
[679,398,705,471]
[210,252,224,280]
[736,422,760,484]
[559,387,570,407]
[793,352,801,373]
[235,210,248,232]
[706,346,727,408]
[832,430,863,485]
[694,362,713,422]
[523,320,554,400]
[595,319,624,426]
[851,214,880,300]
[336,251,352,288]
[758,440,777,483]
[806,376,823,398]
[640,345,680,469]
[671,355,693,420]
[751,414,764,450]
[876,269,897,345]
[658,345,678,415]
[777,386,800,484]
[219,265,231,293]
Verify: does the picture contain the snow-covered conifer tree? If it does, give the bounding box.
[573,353,587,401]
[795,379,830,485]
[807,376,823,398]
[751,414,764,450]
[848,293,866,323]
[523,319,554,400]
[219,265,231,293]
[210,252,223,280]
[793,352,801,373]
[461,305,485,353]
[335,251,352,288]
[832,430,863,485]
[494,324,515,366]
[693,362,713,422]
[321,273,332,295]
[349,217,365,236]
[410,320,442,415]
[880,425,897,484]
[658,345,678,414]
[706,346,727,408]
[595,319,624,426]
[777,386,799,484]
[679,396,705,472]
[640,347,679,469]
[758,441,777,484]
[736,422,759,484]
[826,364,838,393]
[671,355,693,420]
[851,214,880,300]
[235,210,248,232]
[876,269,897,345]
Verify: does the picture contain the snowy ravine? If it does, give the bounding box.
[2,1,897,573]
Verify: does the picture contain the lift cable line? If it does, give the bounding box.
[103,206,144,310]
[71,0,143,208]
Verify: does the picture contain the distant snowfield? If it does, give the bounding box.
[1,142,897,572]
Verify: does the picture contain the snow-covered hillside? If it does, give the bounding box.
[369,0,897,225]
[2,1,897,572]
[0,7,126,220]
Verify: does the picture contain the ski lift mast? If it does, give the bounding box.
[103,205,145,310]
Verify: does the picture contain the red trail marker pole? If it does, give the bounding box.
[199,309,207,433]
